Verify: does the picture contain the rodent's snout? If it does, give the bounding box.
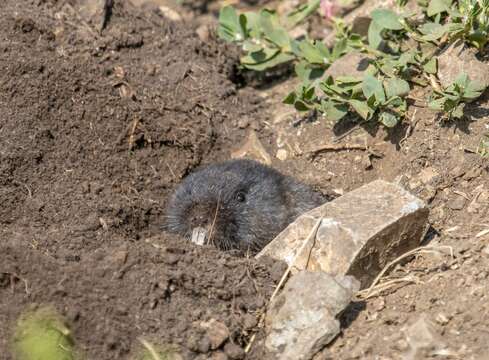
[189,212,209,228]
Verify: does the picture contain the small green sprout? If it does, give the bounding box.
[477,133,489,156]
[428,74,486,119]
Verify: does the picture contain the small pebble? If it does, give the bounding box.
[200,319,230,350]
[447,195,466,210]
[435,313,450,325]
[276,148,288,161]
[198,336,211,353]
[224,343,245,360]
[210,352,229,360]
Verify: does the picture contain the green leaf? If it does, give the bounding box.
[384,78,410,98]
[259,9,281,38]
[379,111,400,127]
[241,49,295,71]
[464,80,486,100]
[419,22,449,41]
[452,103,465,118]
[218,6,243,42]
[241,47,278,64]
[268,28,292,50]
[242,41,262,52]
[368,21,384,49]
[427,0,452,16]
[349,99,373,120]
[454,73,470,88]
[423,57,437,74]
[299,40,326,64]
[371,9,404,30]
[283,91,297,105]
[321,100,349,121]
[286,0,321,28]
[398,51,416,67]
[243,12,260,38]
[294,100,311,111]
[467,31,489,49]
[428,97,445,110]
[315,41,332,58]
[362,74,386,103]
[295,61,311,82]
[303,85,316,100]
[336,76,363,84]
[331,38,347,60]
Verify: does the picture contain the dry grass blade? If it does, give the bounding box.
[476,228,489,238]
[244,218,323,353]
[358,276,422,299]
[138,338,162,360]
[365,245,454,297]
[269,218,322,302]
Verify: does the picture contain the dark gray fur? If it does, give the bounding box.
[164,159,326,252]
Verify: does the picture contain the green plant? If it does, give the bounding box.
[419,0,489,50]
[12,306,79,360]
[217,2,347,72]
[428,74,486,118]
[477,133,489,156]
[285,72,410,127]
[218,0,488,127]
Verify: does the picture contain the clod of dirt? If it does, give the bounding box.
[231,130,273,165]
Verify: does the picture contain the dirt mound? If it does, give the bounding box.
[1,236,284,359]
[0,0,279,358]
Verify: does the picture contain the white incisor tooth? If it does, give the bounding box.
[191,227,207,246]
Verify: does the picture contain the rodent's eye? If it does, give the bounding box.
[235,191,246,202]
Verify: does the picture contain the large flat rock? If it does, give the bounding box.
[256,180,429,288]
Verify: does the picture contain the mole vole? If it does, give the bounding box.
[164,159,326,253]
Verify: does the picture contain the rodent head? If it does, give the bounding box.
[164,159,289,252]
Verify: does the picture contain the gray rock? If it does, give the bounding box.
[402,315,447,359]
[447,195,466,210]
[200,319,230,350]
[265,271,358,360]
[77,0,113,32]
[223,342,245,359]
[256,180,429,288]
[437,40,489,88]
[323,51,370,79]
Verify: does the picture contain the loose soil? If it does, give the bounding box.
[0,1,281,359]
[1,0,489,359]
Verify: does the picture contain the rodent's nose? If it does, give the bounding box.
[191,214,207,227]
